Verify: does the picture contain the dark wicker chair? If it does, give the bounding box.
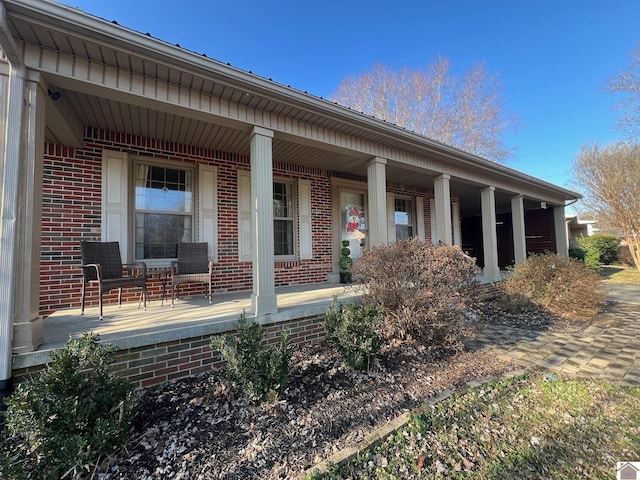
[171,242,213,307]
[80,241,147,320]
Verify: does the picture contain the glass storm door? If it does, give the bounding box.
[340,191,366,259]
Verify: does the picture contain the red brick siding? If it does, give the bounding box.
[12,314,327,390]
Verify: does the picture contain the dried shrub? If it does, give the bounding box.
[211,310,296,402]
[325,297,382,371]
[352,238,479,350]
[503,252,605,321]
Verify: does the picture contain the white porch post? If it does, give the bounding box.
[511,194,527,265]
[11,73,45,354]
[250,126,277,316]
[554,205,568,256]
[367,157,387,247]
[0,63,24,395]
[481,186,500,280]
[434,174,452,245]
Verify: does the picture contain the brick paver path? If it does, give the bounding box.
[469,288,640,386]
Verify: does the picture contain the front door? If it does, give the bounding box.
[340,191,367,260]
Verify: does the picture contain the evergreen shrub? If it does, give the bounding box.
[325,297,382,371]
[2,332,136,480]
[211,310,296,402]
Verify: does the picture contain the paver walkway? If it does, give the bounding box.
[469,282,640,386]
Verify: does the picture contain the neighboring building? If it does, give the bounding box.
[0,0,580,392]
[566,213,598,248]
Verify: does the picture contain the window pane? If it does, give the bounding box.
[135,213,192,259]
[135,164,193,212]
[396,225,414,240]
[274,219,294,256]
[394,198,414,241]
[273,182,292,219]
[134,162,194,260]
[273,181,294,256]
[394,198,413,225]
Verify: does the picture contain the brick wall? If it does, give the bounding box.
[12,314,327,390]
[40,128,334,317]
[39,128,436,318]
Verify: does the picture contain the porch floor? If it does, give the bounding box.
[15,283,359,370]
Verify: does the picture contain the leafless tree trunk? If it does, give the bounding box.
[330,58,518,163]
[573,142,640,271]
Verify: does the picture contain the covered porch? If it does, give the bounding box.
[13,283,359,377]
[1,0,580,393]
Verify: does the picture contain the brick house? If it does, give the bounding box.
[0,0,580,392]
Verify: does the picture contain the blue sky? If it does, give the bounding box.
[65,0,638,196]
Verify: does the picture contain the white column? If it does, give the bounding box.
[0,64,25,386]
[367,157,387,247]
[554,205,568,256]
[250,127,277,316]
[12,74,45,354]
[434,174,452,245]
[511,194,527,265]
[451,201,461,247]
[481,186,500,279]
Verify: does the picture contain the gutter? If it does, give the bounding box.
[0,0,25,421]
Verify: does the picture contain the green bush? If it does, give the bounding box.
[351,238,479,350]
[578,233,620,265]
[568,246,586,261]
[211,310,296,402]
[584,247,601,270]
[325,297,382,371]
[2,332,136,480]
[503,252,604,321]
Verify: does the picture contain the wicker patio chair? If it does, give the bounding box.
[171,242,213,307]
[80,241,147,320]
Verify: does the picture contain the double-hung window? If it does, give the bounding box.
[134,162,194,259]
[273,181,295,257]
[394,198,414,240]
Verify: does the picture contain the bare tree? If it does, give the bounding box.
[606,43,640,139]
[330,58,518,162]
[572,142,640,270]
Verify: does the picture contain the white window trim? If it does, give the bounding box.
[130,157,197,266]
[389,195,415,242]
[238,172,305,262]
[273,177,297,261]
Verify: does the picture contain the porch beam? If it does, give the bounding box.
[554,205,568,256]
[367,157,387,247]
[511,194,527,264]
[481,186,501,280]
[250,126,277,317]
[434,174,452,245]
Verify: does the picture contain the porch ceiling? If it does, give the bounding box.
[44,87,437,186]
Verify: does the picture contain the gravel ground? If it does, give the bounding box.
[91,298,570,480]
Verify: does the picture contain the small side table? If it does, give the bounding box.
[146,267,171,306]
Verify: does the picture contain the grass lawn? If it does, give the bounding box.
[599,265,640,285]
[313,372,640,479]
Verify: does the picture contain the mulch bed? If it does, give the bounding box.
[92,298,575,479]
